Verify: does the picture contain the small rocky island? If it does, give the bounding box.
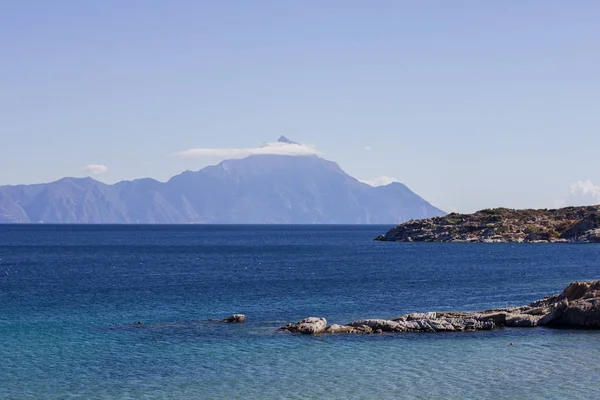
[376,205,600,243]
[280,281,600,334]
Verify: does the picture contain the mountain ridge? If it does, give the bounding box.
[0,154,445,224]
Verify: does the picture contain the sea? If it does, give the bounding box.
[1,225,599,399]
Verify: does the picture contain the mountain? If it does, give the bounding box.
[276,135,299,145]
[375,205,600,243]
[0,154,444,224]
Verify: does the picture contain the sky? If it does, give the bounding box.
[1,1,599,213]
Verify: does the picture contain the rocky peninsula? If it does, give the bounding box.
[375,205,600,243]
[280,281,600,334]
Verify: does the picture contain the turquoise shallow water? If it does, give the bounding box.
[1,225,599,399]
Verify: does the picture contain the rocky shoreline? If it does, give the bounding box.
[279,281,600,334]
[375,205,600,243]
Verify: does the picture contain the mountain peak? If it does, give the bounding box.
[277,135,299,145]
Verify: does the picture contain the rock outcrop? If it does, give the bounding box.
[280,317,327,334]
[376,205,600,243]
[279,281,600,334]
[222,314,246,323]
[542,281,600,328]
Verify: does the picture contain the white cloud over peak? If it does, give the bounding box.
[82,164,108,176]
[568,180,600,205]
[360,176,399,187]
[175,141,320,159]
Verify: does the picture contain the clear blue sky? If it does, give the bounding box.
[1,1,599,212]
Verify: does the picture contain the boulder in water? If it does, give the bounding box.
[280,317,327,334]
[222,314,246,323]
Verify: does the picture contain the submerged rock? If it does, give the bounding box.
[222,314,246,323]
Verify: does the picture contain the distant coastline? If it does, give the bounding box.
[376,205,600,243]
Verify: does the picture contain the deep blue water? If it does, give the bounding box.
[1,225,599,399]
